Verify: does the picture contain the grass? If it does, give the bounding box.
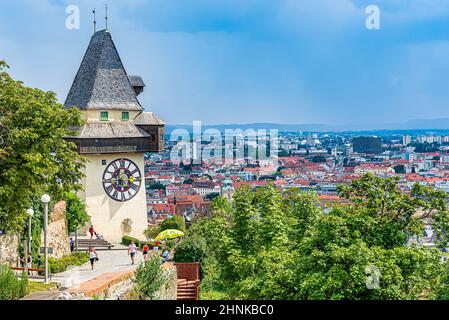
[200,290,230,300]
[28,281,58,293]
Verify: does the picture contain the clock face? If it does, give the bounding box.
[102,158,142,202]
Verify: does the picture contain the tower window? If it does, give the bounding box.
[122,112,129,121]
[100,111,109,121]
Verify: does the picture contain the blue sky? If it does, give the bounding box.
[1,0,449,125]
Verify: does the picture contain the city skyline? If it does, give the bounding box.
[2,0,449,125]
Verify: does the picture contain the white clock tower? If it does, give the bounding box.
[65,29,164,242]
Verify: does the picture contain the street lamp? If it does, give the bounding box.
[26,209,34,254]
[41,194,51,283]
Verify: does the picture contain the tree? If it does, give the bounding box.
[278,150,289,157]
[144,225,161,240]
[393,164,406,174]
[133,256,165,299]
[64,192,89,233]
[147,182,166,190]
[0,61,86,231]
[205,192,220,201]
[183,178,193,185]
[161,215,185,232]
[311,155,326,163]
[185,174,449,300]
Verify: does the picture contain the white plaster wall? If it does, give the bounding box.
[80,153,148,242]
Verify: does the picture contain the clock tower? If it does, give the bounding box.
[65,29,164,241]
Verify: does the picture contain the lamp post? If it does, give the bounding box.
[26,209,34,255]
[41,194,51,283]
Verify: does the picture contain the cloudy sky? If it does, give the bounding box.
[1,0,449,125]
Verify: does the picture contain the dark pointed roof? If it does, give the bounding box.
[64,30,143,111]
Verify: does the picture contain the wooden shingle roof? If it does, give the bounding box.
[64,30,143,111]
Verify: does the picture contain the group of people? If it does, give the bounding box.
[128,240,170,265]
[18,253,43,275]
[78,225,172,270]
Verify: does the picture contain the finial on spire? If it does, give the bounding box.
[93,9,97,34]
[105,3,108,30]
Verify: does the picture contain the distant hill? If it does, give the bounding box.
[165,118,449,134]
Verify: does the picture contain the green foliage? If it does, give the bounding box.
[278,150,289,157]
[311,155,326,163]
[205,192,220,202]
[0,265,29,300]
[133,256,165,299]
[48,252,89,274]
[186,174,449,300]
[174,236,207,264]
[144,225,161,241]
[64,192,89,233]
[161,215,186,232]
[122,235,141,247]
[0,61,86,232]
[147,182,166,190]
[183,178,194,185]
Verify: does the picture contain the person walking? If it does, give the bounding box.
[128,241,138,265]
[26,253,33,275]
[89,225,95,240]
[142,243,149,263]
[70,237,75,252]
[37,255,42,269]
[88,246,98,270]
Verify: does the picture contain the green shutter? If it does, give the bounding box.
[122,112,129,121]
[100,111,108,121]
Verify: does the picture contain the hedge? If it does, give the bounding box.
[48,252,89,274]
[122,236,157,250]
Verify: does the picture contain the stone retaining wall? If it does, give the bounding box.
[0,233,19,266]
[41,201,70,259]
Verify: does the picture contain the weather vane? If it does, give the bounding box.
[93,8,96,33]
[105,3,109,30]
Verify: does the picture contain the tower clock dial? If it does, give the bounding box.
[102,158,142,202]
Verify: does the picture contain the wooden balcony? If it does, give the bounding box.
[66,137,164,155]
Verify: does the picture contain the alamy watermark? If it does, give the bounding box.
[365,265,381,290]
[365,5,381,30]
[65,5,80,30]
[169,121,279,175]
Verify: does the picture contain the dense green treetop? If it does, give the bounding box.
[184,174,449,300]
[0,61,86,231]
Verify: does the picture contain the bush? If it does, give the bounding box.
[174,237,206,264]
[0,265,29,300]
[48,252,89,274]
[133,256,165,299]
[122,235,141,247]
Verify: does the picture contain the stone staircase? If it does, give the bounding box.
[76,238,114,251]
[177,279,199,300]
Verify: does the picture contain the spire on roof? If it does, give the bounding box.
[105,4,108,31]
[93,9,96,34]
[64,31,143,112]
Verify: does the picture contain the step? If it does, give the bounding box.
[177,288,196,293]
[177,296,196,300]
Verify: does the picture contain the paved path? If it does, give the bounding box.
[22,291,61,300]
[52,244,144,290]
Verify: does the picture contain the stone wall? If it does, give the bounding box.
[0,234,19,266]
[41,201,70,259]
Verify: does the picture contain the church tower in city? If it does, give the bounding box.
[65,29,164,241]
